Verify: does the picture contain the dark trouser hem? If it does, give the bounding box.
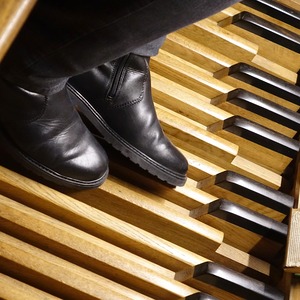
[0,0,240,95]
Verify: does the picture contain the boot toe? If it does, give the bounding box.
[58,140,109,185]
[151,140,188,185]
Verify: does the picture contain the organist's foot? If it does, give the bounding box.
[0,78,109,189]
[68,53,188,186]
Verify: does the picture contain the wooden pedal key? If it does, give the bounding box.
[218,88,300,131]
[223,63,300,105]
[198,170,294,215]
[177,262,285,300]
[218,115,300,158]
[241,0,300,29]
[230,11,300,52]
[193,198,288,243]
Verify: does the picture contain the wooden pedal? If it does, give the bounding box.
[230,11,300,53]
[213,115,300,158]
[241,0,300,29]
[213,88,300,132]
[154,103,239,164]
[223,63,300,105]
[219,4,300,78]
[169,134,283,190]
[208,116,295,174]
[152,49,234,99]
[177,262,285,300]
[198,170,294,218]
[0,232,156,300]
[192,199,286,266]
[0,273,61,300]
[0,166,214,272]
[193,198,287,243]
[151,71,230,127]
[0,196,201,299]
[178,19,258,64]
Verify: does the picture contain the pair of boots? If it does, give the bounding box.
[0,54,188,189]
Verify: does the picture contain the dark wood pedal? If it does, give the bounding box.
[185,292,219,300]
[183,262,285,300]
[194,198,288,243]
[224,88,300,131]
[197,171,294,214]
[221,115,300,157]
[241,0,300,29]
[230,11,300,52]
[227,63,300,105]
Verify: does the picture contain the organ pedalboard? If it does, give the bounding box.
[1,0,300,299]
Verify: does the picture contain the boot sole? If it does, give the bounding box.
[0,125,108,189]
[68,84,187,187]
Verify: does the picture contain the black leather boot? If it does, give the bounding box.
[67,53,188,186]
[0,78,109,189]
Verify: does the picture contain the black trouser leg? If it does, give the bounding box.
[0,0,240,94]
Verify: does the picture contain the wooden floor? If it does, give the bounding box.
[1,1,300,299]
